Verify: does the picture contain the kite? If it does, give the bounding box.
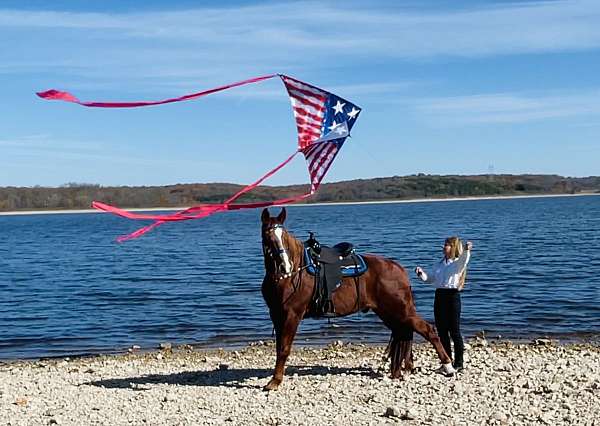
[37,74,361,241]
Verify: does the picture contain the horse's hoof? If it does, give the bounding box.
[263,379,281,391]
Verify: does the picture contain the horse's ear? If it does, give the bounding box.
[261,208,270,223]
[276,207,287,224]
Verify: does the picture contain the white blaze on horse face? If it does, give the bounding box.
[273,227,293,275]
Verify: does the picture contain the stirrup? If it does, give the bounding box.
[321,300,335,318]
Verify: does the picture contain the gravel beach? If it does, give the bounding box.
[1,339,598,425]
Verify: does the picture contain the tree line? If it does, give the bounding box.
[1,174,599,212]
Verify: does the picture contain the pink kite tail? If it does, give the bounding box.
[114,205,227,242]
[36,74,278,108]
[91,201,205,221]
[99,150,303,241]
[171,149,300,218]
[224,149,299,204]
[225,192,314,210]
[115,191,314,243]
[116,222,163,243]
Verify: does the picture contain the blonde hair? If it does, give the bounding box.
[445,236,467,290]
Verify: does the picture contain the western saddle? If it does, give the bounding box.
[304,232,368,318]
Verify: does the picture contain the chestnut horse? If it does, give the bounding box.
[260,208,454,391]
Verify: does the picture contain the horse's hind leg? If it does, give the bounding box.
[406,315,452,365]
[264,310,301,391]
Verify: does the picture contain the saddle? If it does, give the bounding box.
[304,233,368,318]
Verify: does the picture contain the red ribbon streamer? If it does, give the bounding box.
[37,74,277,108]
[37,74,320,242]
[91,150,312,242]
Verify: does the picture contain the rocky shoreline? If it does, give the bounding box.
[1,339,598,425]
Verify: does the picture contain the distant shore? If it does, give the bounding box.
[1,191,598,217]
[1,339,598,425]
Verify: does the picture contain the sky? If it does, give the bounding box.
[1,0,599,187]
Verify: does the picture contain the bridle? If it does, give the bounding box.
[262,223,306,282]
[263,224,293,278]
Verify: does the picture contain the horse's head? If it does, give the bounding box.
[261,208,294,278]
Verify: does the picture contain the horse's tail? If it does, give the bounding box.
[386,325,414,378]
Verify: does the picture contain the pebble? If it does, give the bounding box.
[384,406,401,418]
[492,411,508,422]
[0,341,597,425]
[403,409,417,420]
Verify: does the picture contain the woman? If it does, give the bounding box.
[415,237,472,372]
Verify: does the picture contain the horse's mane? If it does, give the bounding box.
[282,228,304,265]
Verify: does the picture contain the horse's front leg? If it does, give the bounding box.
[264,310,301,391]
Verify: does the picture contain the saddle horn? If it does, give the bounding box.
[306,231,321,254]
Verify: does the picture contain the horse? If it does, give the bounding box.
[260,207,455,391]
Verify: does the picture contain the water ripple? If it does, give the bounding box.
[1,195,599,359]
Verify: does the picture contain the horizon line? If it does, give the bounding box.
[2,172,599,189]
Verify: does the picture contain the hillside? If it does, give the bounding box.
[1,174,599,212]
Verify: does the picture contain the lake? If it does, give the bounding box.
[1,195,599,359]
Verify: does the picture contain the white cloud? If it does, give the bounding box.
[0,134,220,169]
[2,1,599,52]
[414,90,600,124]
[2,0,600,90]
[0,134,50,147]
[0,134,105,150]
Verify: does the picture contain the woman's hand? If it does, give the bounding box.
[415,266,429,282]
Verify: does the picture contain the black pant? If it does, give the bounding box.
[434,288,464,368]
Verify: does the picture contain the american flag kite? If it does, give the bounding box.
[37,74,362,241]
[281,75,361,191]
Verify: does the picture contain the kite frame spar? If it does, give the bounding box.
[37,74,361,241]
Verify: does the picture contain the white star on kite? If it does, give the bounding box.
[347,107,360,120]
[328,120,341,132]
[332,100,346,115]
[334,124,346,135]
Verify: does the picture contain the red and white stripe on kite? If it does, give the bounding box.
[303,141,339,192]
[280,75,327,149]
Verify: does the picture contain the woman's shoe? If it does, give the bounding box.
[435,363,456,377]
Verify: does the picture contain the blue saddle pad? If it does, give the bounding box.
[304,248,368,277]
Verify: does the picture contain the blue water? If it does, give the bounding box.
[1,195,599,359]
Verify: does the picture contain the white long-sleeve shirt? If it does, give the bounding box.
[418,250,471,289]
